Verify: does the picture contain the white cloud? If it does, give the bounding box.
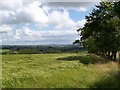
[22,27,77,37]
[23,27,42,37]
[48,10,76,29]
[16,2,48,24]
[0,1,90,45]
[79,8,86,12]
[1,1,48,25]
[0,25,12,33]
[0,1,86,29]
[71,7,87,12]
[14,30,21,39]
[1,0,23,11]
[1,25,78,45]
[0,1,90,26]
[23,27,32,36]
[42,5,51,14]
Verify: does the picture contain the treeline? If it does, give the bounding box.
[74,1,120,61]
[1,45,85,54]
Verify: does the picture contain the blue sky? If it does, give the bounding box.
[0,0,98,45]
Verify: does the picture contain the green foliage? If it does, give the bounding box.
[73,39,81,45]
[113,1,120,17]
[76,1,120,61]
[2,52,118,88]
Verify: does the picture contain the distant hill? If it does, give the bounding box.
[1,45,86,54]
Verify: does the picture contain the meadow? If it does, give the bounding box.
[2,51,119,88]
[0,49,10,54]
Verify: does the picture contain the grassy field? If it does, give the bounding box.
[0,49,10,54]
[2,51,119,88]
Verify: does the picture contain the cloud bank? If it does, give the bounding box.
[0,0,94,45]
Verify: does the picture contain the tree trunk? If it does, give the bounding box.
[110,51,114,61]
[113,51,117,61]
[107,51,111,60]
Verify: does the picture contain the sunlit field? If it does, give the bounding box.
[1,0,120,88]
[2,51,119,88]
[0,49,9,54]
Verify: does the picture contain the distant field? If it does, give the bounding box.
[0,49,9,53]
[2,52,119,88]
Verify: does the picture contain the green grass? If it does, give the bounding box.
[0,49,10,53]
[2,52,119,88]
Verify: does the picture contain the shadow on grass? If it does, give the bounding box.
[89,70,120,89]
[57,54,109,65]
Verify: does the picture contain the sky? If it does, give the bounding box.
[0,0,99,45]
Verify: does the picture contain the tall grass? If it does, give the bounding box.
[2,52,119,88]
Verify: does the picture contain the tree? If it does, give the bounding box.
[75,1,120,61]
